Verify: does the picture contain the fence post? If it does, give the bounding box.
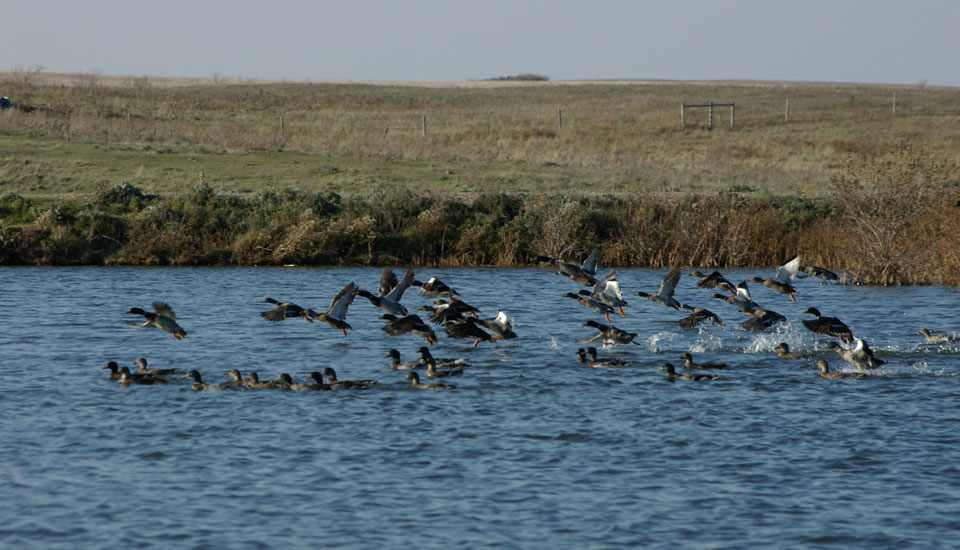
[730,103,735,128]
[280,115,284,140]
[708,102,714,129]
[681,103,686,128]
[557,109,563,131]
[785,99,790,122]
[892,92,897,115]
[421,115,427,137]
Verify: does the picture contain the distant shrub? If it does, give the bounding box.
[97,182,145,213]
[487,74,550,81]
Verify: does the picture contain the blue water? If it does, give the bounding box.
[1,266,959,549]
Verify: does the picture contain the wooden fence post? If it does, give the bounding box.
[681,103,686,128]
[421,115,427,137]
[892,92,897,115]
[280,115,284,140]
[785,99,790,122]
[557,109,563,131]
[708,102,714,129]
[730,103,735,128]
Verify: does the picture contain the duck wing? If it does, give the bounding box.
[327,282,357,320]
[426,303,464,325]
[773,256,801,284]
[802,316,853,340]
[445,319,493,342]
[378,268,399,298]
[656,268,682,298]
[698,271,736,294]
[152,301,177,318]
[382,314,432,336]
[384,269,415,302]
[580,249,599,278]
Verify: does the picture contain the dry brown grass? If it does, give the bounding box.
[2,73,958,198]
[2,73,960,282]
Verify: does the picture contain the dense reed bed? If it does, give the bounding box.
[1,142,957,284]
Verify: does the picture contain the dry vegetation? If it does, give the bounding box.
[1,72,959,283]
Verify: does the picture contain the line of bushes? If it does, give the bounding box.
[1,144,957,284]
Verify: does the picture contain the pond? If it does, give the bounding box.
[1,266,958,549]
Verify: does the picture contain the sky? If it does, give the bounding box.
[3,0,960,86]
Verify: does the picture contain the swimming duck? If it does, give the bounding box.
[774,343,812,360]
[313,281,357,337]
[800,266,840,283]
[659,363,718,381]
[741,308,787,332]
[801,307,854,343]
[825,339,885,370]
[917,328,959,344]
[273,373,325,391]
[321,367,377,389]
[134,357,180,376]
[356,268,414,317]
[119,366,164,386]
[581,270,628,317]
[678,306,724,329]
[126,301,187,340]
[445,318,494,347]
[184,370,212,390]
[405,371,455,390]
[303,372,334,390]
[416,347,466,368]
[582,320,641,346]
[634,267,683,310]
[576,347,632,368]
[680,352,728,370]
[413,276,458,298]
[259,298,316,323]
[104,362,156,382]
[243,372,278,389]
[689,270,736,295]
[226,369,246,388]
[564,292,615,323]
[536,249,599,286]
[425,357,465,378]
[385,349,420,370]
[102,361,123,380]
[381,314,438,345]
[710,281,759,315]
[815,360,863,379]
[749,255,801,302]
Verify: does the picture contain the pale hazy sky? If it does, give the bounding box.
[4,0,959,86]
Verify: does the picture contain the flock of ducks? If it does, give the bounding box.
[545,251,955,380]
[108,252,956,390]
[111,269,517,391]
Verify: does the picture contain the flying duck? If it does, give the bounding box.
[356,268,415,316]
[126,301,187,339]
[801,307,854,343]
[314,282,358,337]
[259,298,316,323]
[634,267,683,310]
[749,255,801,302]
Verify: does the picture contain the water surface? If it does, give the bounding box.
[1,267,959,549]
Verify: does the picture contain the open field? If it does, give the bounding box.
[2,73,959,197]
[1,73,959,282]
